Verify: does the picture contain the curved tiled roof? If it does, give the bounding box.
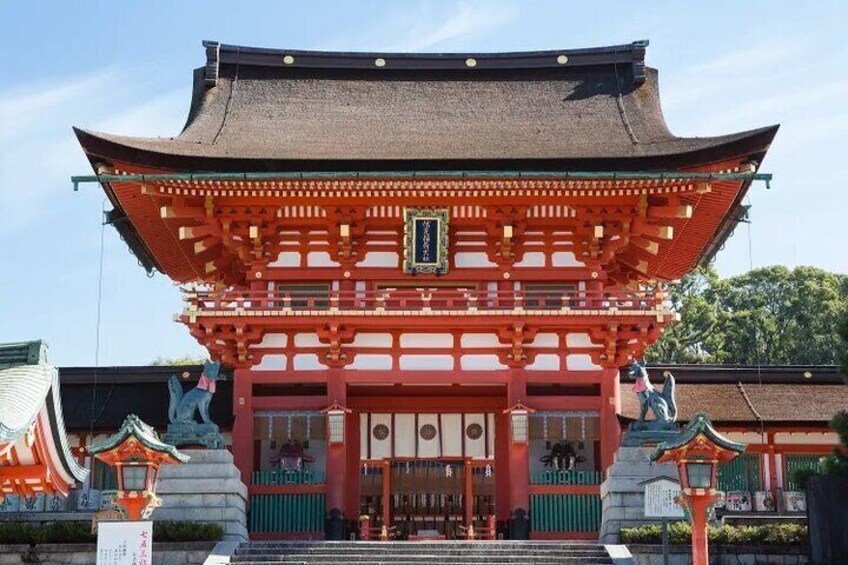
[0,341,88,485]
[74,40,777,172]
[0,363,53,442]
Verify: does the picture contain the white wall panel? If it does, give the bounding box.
[552,252,583,267]
[292,354,325,370]
[530,333,559,347]
[348,354,393,371]
[352,333,393,348]
[253,354,287,371]
[454,252,497,268]
[514,252,545,267]
[526,354,560,371]
[306,251,339,267]
[566,333,594,348]
[460,355,506,370]
[294,333,322,347]
[566,354,601,370]
[460,334,504,348]
[254,333,288,348]
[269,251,300,267]
[360,252,399,267]
[399,355,454,370]
[400,334,453,348]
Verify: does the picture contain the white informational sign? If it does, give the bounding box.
[96,521,153,565]
[644,478,685,518]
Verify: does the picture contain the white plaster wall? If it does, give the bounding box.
[307,251,340,267]
[460,355,507,370]
[348,354,393,371]
[454,252,497,268]
[400,333,453,348]
[269,251,300,267]
[526,354,560,371]
[566,354,601,370]
[399,355,454,370]
[460,334,504,348]
[566,333,595,348]
[552,251,584,267]
[293,354,325,370]
[514,252,546,267]
[360,251,399,267]
[254,333,288,348]
[294,333,322,347]
[351,333,393,348]
[253,354,287,371]
[530,333,559,347]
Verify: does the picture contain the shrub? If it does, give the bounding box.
[0,521,223,545]
[620,522,807,546]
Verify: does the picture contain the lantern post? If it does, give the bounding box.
[90,414,189,521]
[650,413,746,565]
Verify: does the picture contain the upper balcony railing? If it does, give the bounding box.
[181,287,669,318]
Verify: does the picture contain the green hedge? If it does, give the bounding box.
[0,521,223,545]
[621,522,807,546]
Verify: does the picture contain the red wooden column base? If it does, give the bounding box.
[325,369,347,540]
[232,368,254,486]
[600,367,621,474]
[507,371,530,539]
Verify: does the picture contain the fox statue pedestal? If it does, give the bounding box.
[151,448,248,541]
[598,445,679,543]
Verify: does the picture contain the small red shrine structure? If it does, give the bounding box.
[0,341,88,500]
[74,40,777,540]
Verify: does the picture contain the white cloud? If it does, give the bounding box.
[384,1,517,52]
[0,70,116,145]
[0,70,187,237]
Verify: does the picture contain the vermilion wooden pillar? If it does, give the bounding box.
[493,408,511,526]
[232,368,254,485]
[507,370,530,538]
[600,367,621,474]
[325,369,347,539]
[344,405,360,521]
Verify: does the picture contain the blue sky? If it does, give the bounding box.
[0,1,845,367]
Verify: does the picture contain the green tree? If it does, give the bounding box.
[648,266,848,365]
[150,355,206,366]
[645,266,723,363]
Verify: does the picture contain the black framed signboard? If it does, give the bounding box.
[403,208,449,275]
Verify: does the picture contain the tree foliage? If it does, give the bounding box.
[647,265,848,365]
[150,355,206,366]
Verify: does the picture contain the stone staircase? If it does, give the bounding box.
[227,541,622,564]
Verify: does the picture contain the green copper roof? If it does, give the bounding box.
[0,340,47,370]
[90,414,190,463]
[650,412,747,462]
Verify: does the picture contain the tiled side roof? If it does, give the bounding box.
[620,382,848,423]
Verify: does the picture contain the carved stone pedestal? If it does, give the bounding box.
[599,446,679,543]
[162,422,224,450]
[151,449,248,541]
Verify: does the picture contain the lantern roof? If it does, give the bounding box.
[650,412,746,463]
[90,414,190,463]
